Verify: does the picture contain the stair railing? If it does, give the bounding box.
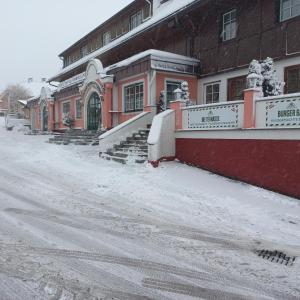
[99,111,153,153]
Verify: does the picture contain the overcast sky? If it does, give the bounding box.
[0,0,132,91]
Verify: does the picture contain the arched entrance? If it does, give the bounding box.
[42,105,48,131]
[87,93,101,131]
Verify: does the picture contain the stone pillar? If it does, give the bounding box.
[103,82,113,130]
[243,88,261,129]
[48,101,55,131]
[170,100,186,130]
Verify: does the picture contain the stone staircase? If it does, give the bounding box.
[99,129,150,164]
[48,130,101,146]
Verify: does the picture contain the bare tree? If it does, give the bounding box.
[1,84,32,115]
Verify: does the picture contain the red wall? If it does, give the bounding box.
[176,138,300,199]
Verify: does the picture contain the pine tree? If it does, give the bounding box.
[261,57,284,97]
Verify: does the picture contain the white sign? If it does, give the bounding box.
[266,97,300,127]
[151,60,195,74]
[188,104,240,129]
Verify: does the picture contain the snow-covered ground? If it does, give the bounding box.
[0,117,299,300]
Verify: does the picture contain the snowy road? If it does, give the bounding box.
[0,118,299,300]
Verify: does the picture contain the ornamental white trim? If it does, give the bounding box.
[57,72,86,91]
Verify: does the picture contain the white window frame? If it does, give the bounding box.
[280,0,300,21]
[80,45,88,58]
[102,31,111,46]
[130,10,143,30]
[75,99,82,119]
[164,79,182,105]
[204,82,221,104]
[62,101,71,116]
[222,9,237,41]
[123,80,144,113]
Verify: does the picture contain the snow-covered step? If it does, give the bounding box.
[99,128,149,165]
[100,153,146,164]
[48,130,101,146]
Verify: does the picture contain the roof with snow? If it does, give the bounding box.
[19,80,56,99]
[17,100,28,106]
[105,49,199,72]
[48,0,199,82]
[55,49,200,93]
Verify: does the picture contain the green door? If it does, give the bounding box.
[87,93,101,131]
[42,106,48,131]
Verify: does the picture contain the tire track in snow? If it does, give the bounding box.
[0,243,209,281]
[142,278,262,300]
[0,273,46,300]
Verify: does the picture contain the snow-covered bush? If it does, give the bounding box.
[157,91,165,112]
[62,113,73,128]
[181,81,194,106]
[247,58,285,97]
[261,57,285,97]
[247,60,263,89]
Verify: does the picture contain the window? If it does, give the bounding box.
[124,82,144,112]
[76,99,81,119]
[205,82,220,104]
[80,45,88,58]
[222,9,237,41]
[102,31,111,46]
[62,102,70,115]
[130,11,142,29]
[285,65,300,93]
[281,0,300,21]
[166,81,181,104]
[227,76,246,101]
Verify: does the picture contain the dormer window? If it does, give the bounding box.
[130,10,142,30]
[281,0,300,21]
[222,9,237,41]
[102,31,111,46]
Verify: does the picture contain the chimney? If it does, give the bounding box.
[27,78,33,83]
[41,78,46,83]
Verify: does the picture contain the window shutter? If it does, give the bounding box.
[274,0,281,23]
[218,13,224,42]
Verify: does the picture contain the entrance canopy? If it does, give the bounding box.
[106,49,200,76]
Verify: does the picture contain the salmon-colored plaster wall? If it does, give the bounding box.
[34,106,40,130]
[56,97,84,130]
[156,72,198,104]
[117,73,148,124]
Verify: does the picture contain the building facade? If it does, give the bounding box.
[29,0,300,132]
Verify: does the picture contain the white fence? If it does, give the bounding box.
[182,100,244,130]
[256,93,300,128]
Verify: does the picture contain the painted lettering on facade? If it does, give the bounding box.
[266,98,300,127]
[187,104,241,129]
[151,60,195,74]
